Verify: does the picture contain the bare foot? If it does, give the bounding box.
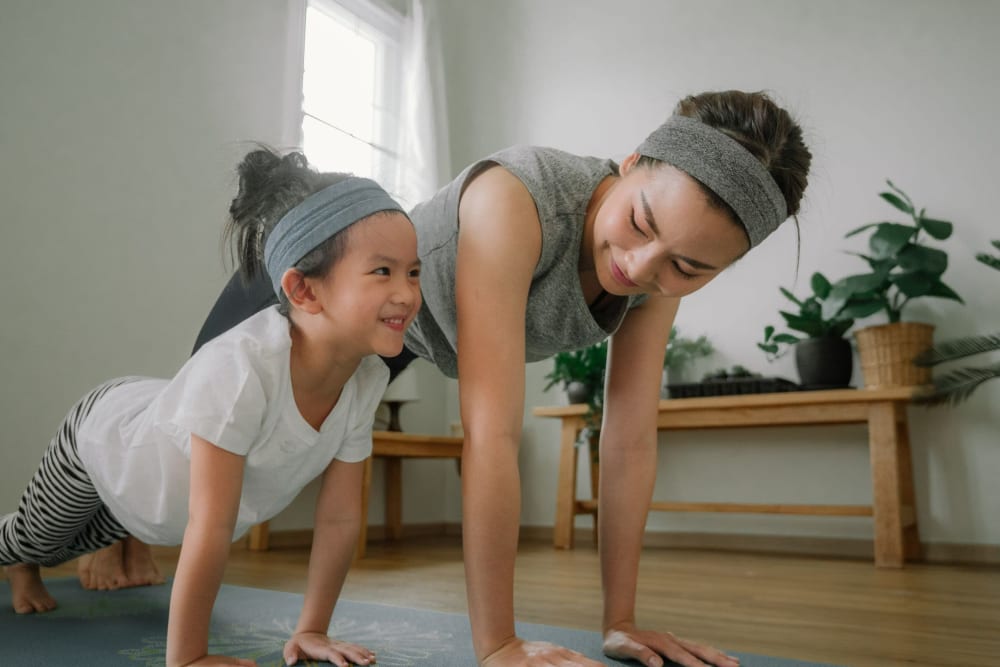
[123,536,164,587]
[76,539,128,590]
[4,563,57,614]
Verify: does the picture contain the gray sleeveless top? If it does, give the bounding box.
[404,146,648,378]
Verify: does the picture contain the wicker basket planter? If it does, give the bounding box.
[854,322,934,387]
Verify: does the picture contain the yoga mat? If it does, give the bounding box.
[0,578,842,666]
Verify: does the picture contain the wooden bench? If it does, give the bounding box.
[247,430,463,559]
[532,387,920,568]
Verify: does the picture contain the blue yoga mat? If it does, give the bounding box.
[0,578,842,666]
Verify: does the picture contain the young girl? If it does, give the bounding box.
[102,90,812,667]
[1,148,421,667]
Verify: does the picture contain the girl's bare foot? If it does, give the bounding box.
[123,536,164,586]
[4,563,57,614]
[76,539,128,590]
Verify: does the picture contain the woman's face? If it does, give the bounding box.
[592,156,751,299]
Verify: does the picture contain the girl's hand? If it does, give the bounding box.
[283,632,375,667]
[603,624,740,667]
[179,656,256,667]
[482,637,605,666]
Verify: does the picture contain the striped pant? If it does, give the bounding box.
[0,378,136,567]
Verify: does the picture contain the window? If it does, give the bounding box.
[296,0,403,193]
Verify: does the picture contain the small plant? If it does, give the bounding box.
[821,180,963,324]
[664,326,714,378]
[758,272,855,361]
[544,341,608,420]
[702,365,759,382]
[914,240,1000,406]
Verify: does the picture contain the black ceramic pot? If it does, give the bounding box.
[795,337,853,388]
[565,381,594,405]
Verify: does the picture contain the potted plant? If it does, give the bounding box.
[914,240,1000,405]
[820,180,964,387]
[662,326,714,389]
[758,271,855,387]
[543,341,608,419]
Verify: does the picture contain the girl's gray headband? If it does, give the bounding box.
[636,115,787,247]
[263,177,407,297]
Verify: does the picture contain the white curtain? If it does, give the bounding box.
[393,0,450,211]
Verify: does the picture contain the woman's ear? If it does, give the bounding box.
[280,269,322,314]
[619,151,641,175]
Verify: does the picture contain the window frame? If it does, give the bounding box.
[283,0,405,189]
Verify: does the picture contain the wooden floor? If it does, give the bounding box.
[41,536,1000,667]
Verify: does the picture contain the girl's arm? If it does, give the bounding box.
[455,167,599,666]
[282,458,375,667]
[599,298,739,667]
[166,434,252,667]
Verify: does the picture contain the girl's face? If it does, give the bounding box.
[591,156,751,299]
[311,212,421,358]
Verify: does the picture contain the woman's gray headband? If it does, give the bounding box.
[636,115,787,247]
[263,177,407,297]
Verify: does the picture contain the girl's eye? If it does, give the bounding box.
[373,267,390,276]
[629,211,646,237]
[672,261,696,280]
[409,268,421,278]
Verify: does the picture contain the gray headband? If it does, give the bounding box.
[263,177,407,297]
[636,115,787,247]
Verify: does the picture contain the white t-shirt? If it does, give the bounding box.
[76,306,389,545]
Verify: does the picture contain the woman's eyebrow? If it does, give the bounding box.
[675,254,718,271]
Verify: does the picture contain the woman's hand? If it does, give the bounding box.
[178,656,256,667]
[283,632,375,667]
[603,623,740,667]
[482,637,605,666]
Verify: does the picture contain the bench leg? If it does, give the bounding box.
[869,402,906,568]
[248,521,269,551]
[895,404,922,561]
[554,420,580,549]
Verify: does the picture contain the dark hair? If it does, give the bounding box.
[636,90,812,254]
[224,146,352,313]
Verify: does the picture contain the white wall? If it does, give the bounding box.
[433,0,1000,546]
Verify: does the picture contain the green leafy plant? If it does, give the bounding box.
[758,272,855,361]
[544,341,608,419]
[664,326,714,377]
[820,180,963,324]
[914,240,1000,405]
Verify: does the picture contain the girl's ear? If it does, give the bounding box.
[280,269,322,314]
[619,151,641,175]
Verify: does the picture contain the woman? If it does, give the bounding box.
[97,90,811,667]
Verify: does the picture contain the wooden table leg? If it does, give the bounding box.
[385,458,403,540]
[356,456,373,561]
[554,418,581,549]
[868,402,905,568]
[248,521,269,551]
[894,403,922,561]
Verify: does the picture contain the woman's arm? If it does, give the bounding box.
[166,434,251,667]
[599,297,677,628]
[281,458,375,666]
[452,167,539,657]
[599,298,739,667]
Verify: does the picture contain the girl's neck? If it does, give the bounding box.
[287,317,363,431]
